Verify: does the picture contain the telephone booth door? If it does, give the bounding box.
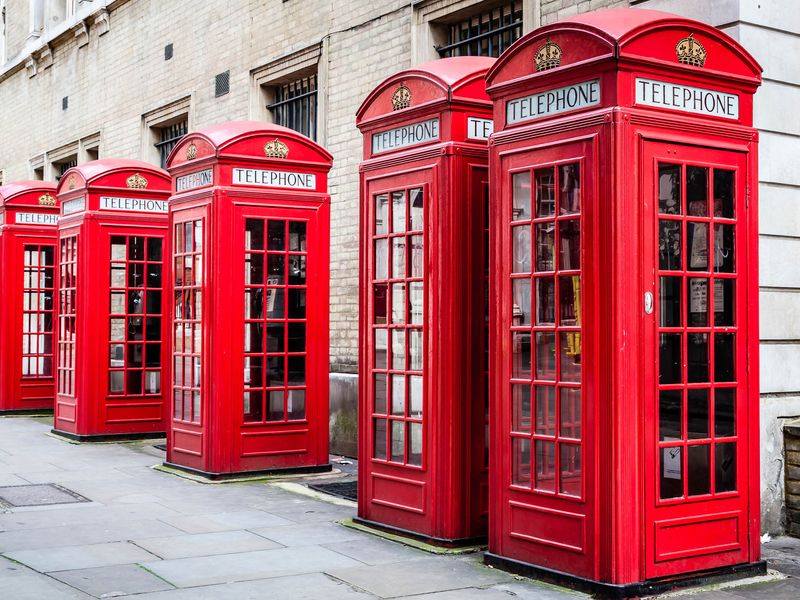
[643,141,752,577]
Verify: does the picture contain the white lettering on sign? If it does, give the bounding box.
[15,212,58,226]
[506,80,601,125]
[176,169,213,192]
[372,118,440,154]
[635,78,739,120]
[62,196,85,215]
[232,168,316,190]
[467,117,494,141]
[100,196,168,213]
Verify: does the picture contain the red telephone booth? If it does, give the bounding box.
[53,160,171,440]
[355,57,494,544]
[0,182,60,413]
[485,9,763,594]
[164,122,332,478]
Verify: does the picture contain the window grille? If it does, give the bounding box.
[437,1,522,58]
[267,74,317,140]
[154,120,188,169]
[56,158,77,182]
[215,70,230,97]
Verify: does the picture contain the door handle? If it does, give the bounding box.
[644,291,654,315]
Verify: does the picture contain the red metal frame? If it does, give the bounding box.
[53,160,171,440]
[164,121,332,477]
[485,8,762,590]
[356,57,495,544]
[0,182,60,413]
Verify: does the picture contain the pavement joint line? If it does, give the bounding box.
[270,481,357,508]
[648,569,788,597]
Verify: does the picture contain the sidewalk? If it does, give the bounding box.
[0,416,797,599]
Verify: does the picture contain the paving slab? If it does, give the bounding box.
[49,564,175,596]
[0,556,93,599]
[133,530,282,559]
[322,536,432,566]
[3,540,160,572]
[141,545,363,587]
[251,521,367,547]
[327,556,513,598]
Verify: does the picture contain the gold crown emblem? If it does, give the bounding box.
[391,85,411,110]
[38,193,57,206]
[264,138,289,159]
[186,143,198,160]
[126,173,148,189]
[676,33,707,67]
[535,39,562,72]
[68,175,76,190]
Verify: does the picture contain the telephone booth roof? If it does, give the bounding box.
[486,8,762,92]
[0,180,59,209]
[356,56,496,128]
[56,159,171,195]
[166,121,333,170]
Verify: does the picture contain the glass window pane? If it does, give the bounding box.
[392,191,406,233]
[267,356,284,387]
[512,225,531,273]
[288,255,306,285]
[268,220,285,250]
[287,356,305,386]
[511,332,531,379]
[512,278,531,325]
[559,163,580,215]
[374,374,387,414]
[688,444,710,496]
[246,219,264,250]
[687,333,709,383]
[686,222,708,271]
[374,418,387,459]
[246,254,263,285]
[512,438,531,487]
[512,171,531,220]
[535,168,555,218]
[512,384,531,433]
[110,318,125,342]
[687,278,709,327]
[374,239,388,280]
[713,170,735,219]
[109,371,124,393]
[111,237,126,260]
[535,439,556,492]
[688,388,709,439]
[128,290,144,314]
[391,375,405,416]
[659,390,682,440]
[410,235,423,277]
[391,330,405,370]
[659,333,682,384]
[128,237,145,261]
[715,333,735,382]
[535,277,555,325]
[409,188,424,231]
[559,444,581,497]
[659,276,681,327]
[535,223,555,272]
[267,254,285,285]
[686,166,708,217]
[715,388,736,437]
[374,329,388,370]
[391,283,406,324]
[244,356,261,387]
[659,220,682,271]
[266,323,284,353]
[560,387,581,439]
[111,265,126,288]
[288,288,306,319]
[408,422,422,466]
[288,389,305,420]
[714,279,734,327]
[110,292,125,314]
[409,375,422,418]
[127,370,142,395]
[244,391,263,422]
[128,263,145,288]
[409,282,423,325]
[535,332,556,381]
[559,332,581,383]
[391,420,405,462]
[658,164,681,215]
[391,238,406,278]
[660,446,683,499]
[714,224,735,273]
[409,330,423,371]
[147,291,162,315]
[268,390,285,421]
[559,221,580,271]
[534,385,556,436]
[146,317,161,342]
[289,222,306,252]
[715,442,736,492]
[375,194,389,235]
[373,283,387,325]
[287,322,305,353]
[144,370,160,394]
[147,237,163,261]
[559,276,580,326]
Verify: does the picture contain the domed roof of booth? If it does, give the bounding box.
[56,159,171,194]
[357,56,496,124]
[486,7,761,88]
[0,180,56,203]
[166,121,333,168]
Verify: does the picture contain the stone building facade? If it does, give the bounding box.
[1,0,798,533]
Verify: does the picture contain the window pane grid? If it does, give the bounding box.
[57,236,78,396]
[173,220,203,423]
[267,75,318,140]
[438,1,522,58]
[510,163,582,498]
[371,187,424,467]
[155,120,188,169]
[108,236,163,397]
[22,245,55,378]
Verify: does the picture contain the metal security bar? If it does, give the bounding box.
[437,1,522,58]
[267,75,317,141]
[155,120,188,169]
[56,158,77,182]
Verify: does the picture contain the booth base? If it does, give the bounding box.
[161,461,333,481]
[352,516,487,551]
[50,428,166,443]
[484,553,767,598]
[0,409,53,416]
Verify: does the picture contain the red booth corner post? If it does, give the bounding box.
[484,8,762,596]
[0,181,60,414]
[164,121,332,479]
[356,57,495,545]
[53,160,171,441]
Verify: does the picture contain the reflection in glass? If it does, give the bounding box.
[374,419,387,459]
[374,374,387,414]
[658,164,681,215]
[688,388,709,438]
[535,332,556,381]
[659,220,682,270]
[246,219,264,250]
[560,387,581,439]
[535,168,555,218]
[410,188,424,231]
[244,391,263,422]
[111,237,126,260]
[688,445,710,496]
[687,278,708,327]
[660,277,681,327]
[409,422,423,466]
[374,328,388,369]
[512,278,531,325]
[715,388,735,437]
[535,223,555,272]
[687,222,708,271]
[289,221,306,252]
[375,194,389,234]
[409,375,423,418]
[686,166,708,217]
[713,170,735,218]
[391,329,405,370]
[660,446,683,499]
[409,282,423,325]
[410,235,423,277]
[391,283,406,324]
[715,442,736,492]
[512,225,531,273]
[409,330,423,371]
[391,374,406,416]
[374,239,388,280]
[687,333,709,383]
[715,333,735,382]
[559,444,581,497]
[288,255,306,285]
[288,389,305,420]
[536,277,555,325]
[109,371,124,393]
[535,440,556,492]
[659,333,681,384]
[559,276,580,325]
[392,238,406,278]
[111,265,126,288]
[512,384,531,433]
[714,224,735,273]
[560,332,581,382]
[535,385,556,436]
[392,191,406,233]
[391,420,405,462]
[111,292,125,314]
[659,389,682,440]
[512,332,531,379]
[266,390,284,421]
[512,437,531,487]
[559,163,580,215]
[512,171,531,220]
[559,221,580,271]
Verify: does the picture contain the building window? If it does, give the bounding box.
[154,120,187,169]
[54,156,77,182]
[267,74,317,140]
[437,1,522,58]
